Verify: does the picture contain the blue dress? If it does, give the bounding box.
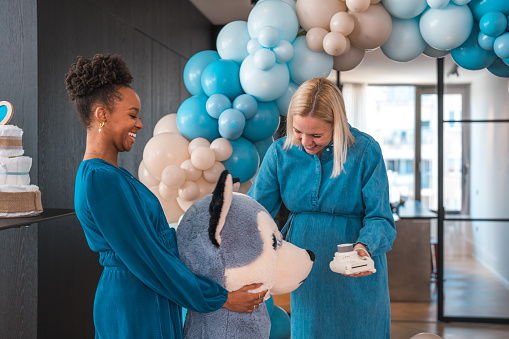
[75,159,228,338]
[248,126,396,339]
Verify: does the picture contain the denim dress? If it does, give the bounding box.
[75,159,228,338]
[248,127,396,339]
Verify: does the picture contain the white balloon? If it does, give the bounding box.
[323,32,350,56]
[161,164,186,188]
[188,137,211,155]
[180,159,202,181]
[190,146,216,170]
[153,114,178,136]
[159,182,179,200]
[330,11,355,36]
[346,0,371,13]
[203,161,226,183]
[306,27,328,51]
[178,181,200,201]
[210,138,233,161]
[138,160,160,187]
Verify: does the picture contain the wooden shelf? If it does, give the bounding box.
[0,208,75,231]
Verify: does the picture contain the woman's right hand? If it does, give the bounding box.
[222,283,268,313]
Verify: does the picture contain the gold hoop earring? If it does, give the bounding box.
[98,121,105,133]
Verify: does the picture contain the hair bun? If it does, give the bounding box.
[65,54,133,101]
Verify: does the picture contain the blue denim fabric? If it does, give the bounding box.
[248,126,396,339]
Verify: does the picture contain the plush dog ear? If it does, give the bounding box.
[209,170,233,247]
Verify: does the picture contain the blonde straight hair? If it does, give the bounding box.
[283,77,355,177]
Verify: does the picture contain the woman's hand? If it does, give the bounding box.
[346,243,373,278]
[222,283,268,313]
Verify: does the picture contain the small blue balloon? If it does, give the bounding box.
[242,101,280,143]
[478,31,496,50]
[206,94,231,119]
[233,94,258,119]
[255,137,275,163]
[269,306,291,339]
[254,48,277,70]
[451,25,498,70]
[487,57,509,77]
[222,137,259,183]
[469,0,509,22]
[265,296,275,316]
[275,81,299,116]
[217,21,251,64]
[494,32,509,58]
[183,51,221,96]
[218,108,246,140]
[258,26,280,48]
[177,95,220,142]
[288,36,333,84]
[273,40,294,64]
[480,11,508,37]
[240,55,290,102]
[247,38,263,55]
[201,59,244,101]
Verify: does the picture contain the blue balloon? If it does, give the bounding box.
[381,17,427,62]
[183,51,220,96]
[247,38,263,55]
[258,26,280,48]
[176,95,220,142]
[201,59,244,101]
[222,137,259,183]
[254,48,277,71]
[469,0,509,22]
[233,94,258,119]
[503,58,509,66]
[255,137,275,163]
[206,94,231,119]
[275,81,299,116]
[494,32,509,58]
[478,31,496,50]
[273,40,294,63]
[288,36,333,84]
[248,0,299,42]
[242,101,280,143]
[265,296,275,317]
[480,11,508,37]
[487,57,509,77]
[451,25,498,70]
[240,55,290,102]
[381,0,428,19]
[269,306,291,339]
[218,108,246,140]
[217,21,251,64]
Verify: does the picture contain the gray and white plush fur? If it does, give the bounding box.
[177,170,314,339]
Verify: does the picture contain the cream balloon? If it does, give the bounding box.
[346,0,370,12]
[143,132,190,180]
[323,32,349,56]
[203,161,226,183]
[176,197,195,212]
[195,176,216,198]
[153,114,179,136]
[238,180,253,194]
[348,4,392,50]
[296,0,347,31]
[180,159,202,181]
[306,27,328,51]
[188,137,211,155]
[210,138,233,161]
[330,11,355,36]
[138,160,160,188]
[332,44,366,71]
[190,146,216,171]
[159,182,179,200]
[161,164,186,188]
[178,181,200,201]
[149,186,184,224]
[370,0,381,3]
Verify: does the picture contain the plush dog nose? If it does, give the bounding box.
[307,250,315,262]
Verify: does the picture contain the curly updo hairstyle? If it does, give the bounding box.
[65,54,133,128]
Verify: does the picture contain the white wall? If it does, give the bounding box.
[469,70,509,285]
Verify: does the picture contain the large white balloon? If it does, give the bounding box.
[153,114,179,136]
[143,133,190,180]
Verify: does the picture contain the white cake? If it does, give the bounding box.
[0,125,42,218]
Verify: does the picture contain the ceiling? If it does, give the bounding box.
[189,0,485,85]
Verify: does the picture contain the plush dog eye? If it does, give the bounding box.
[272,234,277,250]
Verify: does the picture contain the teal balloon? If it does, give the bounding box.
[201,59,243,101]
[255,137,275,163]
[218,108,246,140]
[288,36,333,84]
[206,94,231,119]
[381,17,427,62]
[479,11,508,37]
[478,31,496,50]
[451,25,498,69]
[239,55,290,102]
[427,0,450,10]
[233,94,258,119]
[242,101,280,143]
[420,3,474,50]
[265,296,275,316]
[183,51,220,96]
[487,57,509,77]
[469,0,509,22]
[275,81,299,116]
[176,95,220,142]
[423,44,451,58]
[248,0,299,42]
[503,58,509,66]
[217,21,251,64]
[269,306,291,339]
[222,137,259,183]
[494,32,509,58]
[381,0,428,19]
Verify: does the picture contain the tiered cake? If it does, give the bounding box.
[0,101,42,218]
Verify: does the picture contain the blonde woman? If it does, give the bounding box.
[248,77,396,339]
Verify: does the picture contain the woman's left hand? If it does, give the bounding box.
[345,243,374,278]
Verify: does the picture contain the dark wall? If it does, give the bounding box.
[3,0,212,338]
[0,0,38,338]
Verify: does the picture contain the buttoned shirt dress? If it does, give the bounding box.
[75,159,228,338]
[248,126,396,339]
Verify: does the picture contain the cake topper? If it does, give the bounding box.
[0,101,14,125]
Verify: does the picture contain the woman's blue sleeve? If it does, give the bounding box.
[247,142,282,218]
[356,140,397,257]
[86,168,228,313]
